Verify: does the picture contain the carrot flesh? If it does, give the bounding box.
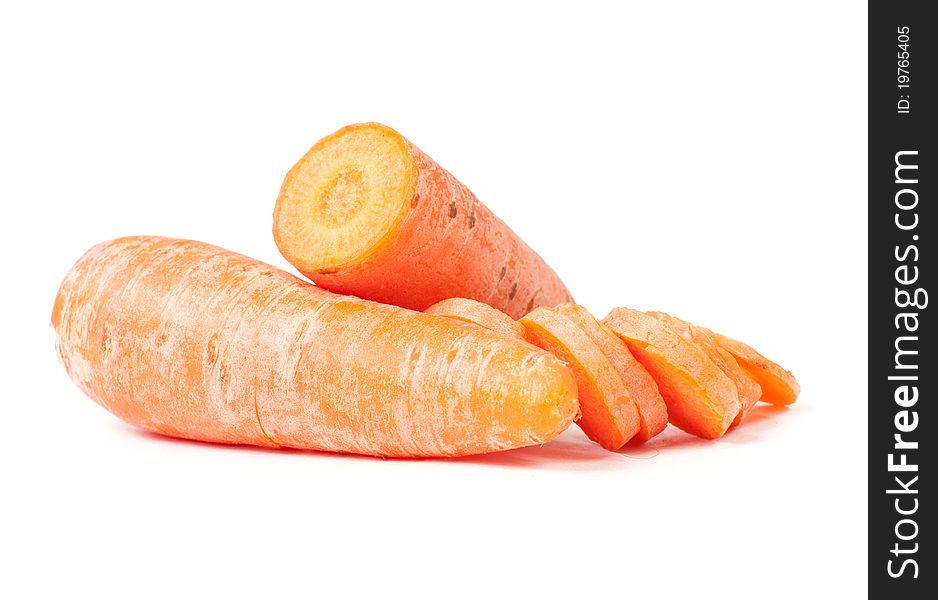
[647,312,761,426]
[554,303,668,443]
[519,307,641,450]
[425,297,526,340]
[602,308,739,439]
[706,330,800,406]
[52,236,579,458]
[273,123,573,319]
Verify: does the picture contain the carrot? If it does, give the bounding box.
[706,330,800,406]
[555,303,668,443]
[52,236,579,458]
[520,307,641,450]
[602,307,739,439]
[646,312,761,427]
[272,123,573,319]
[425,297,526,340]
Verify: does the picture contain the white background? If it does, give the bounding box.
[1,1,867,598]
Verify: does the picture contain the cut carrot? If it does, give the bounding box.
[52,236,578,458]
[425,297,525,340]
[554,303,668,443]
[706,330,800,406]
[273,123,573,318]
[716,346,761,425]
[647,312,761,426]
[602,307,739,439]
[519,307,641,450]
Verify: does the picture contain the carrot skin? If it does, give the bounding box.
[53,237,578,457]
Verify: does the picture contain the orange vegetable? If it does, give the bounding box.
[52,237,578,458]
[273,123,573,319]
[647,312,761,426]
[425,297,525,340]
[555,303,668,443]
[707,330,800,406]
[520,307,641,450]
[603,307,739,439]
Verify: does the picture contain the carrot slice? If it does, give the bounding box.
[273,123,573,318]
[555,303,668,443]
[425,297,525,340]
[519,307,641,450]
[602,307,739,439]
[52,236,579,458]
[647,312,761,426]
[706,330,800,406]
[717,348,761,425]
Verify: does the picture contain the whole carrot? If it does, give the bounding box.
[273,122,573,319]
[52,237,578,457]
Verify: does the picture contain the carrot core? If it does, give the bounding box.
[317,168,367,225]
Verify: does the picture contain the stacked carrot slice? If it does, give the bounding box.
[427,298,798,448]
